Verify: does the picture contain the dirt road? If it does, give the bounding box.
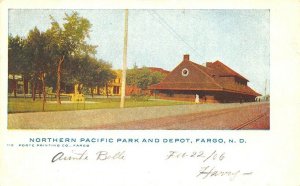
[90,103,270,130]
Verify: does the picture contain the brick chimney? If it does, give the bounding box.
[183,54,189,61]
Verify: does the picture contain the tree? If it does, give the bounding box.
[126,64,139,88]
[78,56,116,98]
[135,68,152,90]
[66,55,96,95]
[8,35,27,98]
[26,27,51,109]
[45,11,96,104]
[62,54,116,98]
[96,60,116,98]
[80,57,102,97]
[126,67,166,91]
[151,71,166,85]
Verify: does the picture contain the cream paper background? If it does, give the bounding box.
[0,0,299,186]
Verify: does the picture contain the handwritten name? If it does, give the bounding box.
[165,150,253,181]
[196,165,253,181]
[51,150,126,163]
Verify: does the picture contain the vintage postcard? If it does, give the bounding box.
[0,0,299,186]
[6,9,269,130]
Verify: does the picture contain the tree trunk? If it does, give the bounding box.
[105,83,109,98]
[38,81,42,99]
[22,75,27,99]
[32,82,36,101]
[97,86,100,95]
[12,75,17,98]
[41,72,46,111]
[56,56,64,104]
[91,87,94,98]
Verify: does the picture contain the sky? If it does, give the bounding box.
[8,9,269,94]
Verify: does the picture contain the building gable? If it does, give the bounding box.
[162,60,214,84]
[207,61,248,82]
[151,55,222,90]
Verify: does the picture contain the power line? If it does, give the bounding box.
[148,10,203,59]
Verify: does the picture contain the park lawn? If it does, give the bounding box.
[8,97,192,113]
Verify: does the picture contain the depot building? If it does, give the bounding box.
[149,54,260,103]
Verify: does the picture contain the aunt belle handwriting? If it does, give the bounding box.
[51,150,125,163]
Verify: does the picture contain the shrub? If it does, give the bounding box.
[130,93,150,101]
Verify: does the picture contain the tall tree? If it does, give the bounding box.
[96,60,116,87]
[61,53,116,98]
[126,67,166,91]
[8,35,27,98]
[135,68,152,90]
[66,55,116,98]
[151,71,166,85]
[96,59,116,98]
[126,64,138,89]
[46,12,95,104]
[26,27,51,108]
[80,57,100,98]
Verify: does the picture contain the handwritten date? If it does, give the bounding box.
[166,150,225,162]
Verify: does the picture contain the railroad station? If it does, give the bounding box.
[150,54,261,103]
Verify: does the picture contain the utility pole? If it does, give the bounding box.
[264,79,267,96]
[120,9,128,108]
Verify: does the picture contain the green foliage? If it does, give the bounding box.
[126,68,138,87]
[45,87,53,94]
[26,27,51,80]
[151,71,166,85]
[8,35,28,75]
[96,60,117,87]
[130,93,150,101]
[63,55,116,90]
[44,12,98,103]
[46,12,97,60]
[126,67,166,90]
[8,11,115,98]
[136,68,152,90]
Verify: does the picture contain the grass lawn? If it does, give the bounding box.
[8,97,192,113]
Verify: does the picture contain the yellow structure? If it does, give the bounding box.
[71,84,85,102]
[98,70,122,96]
[70,93,85,101]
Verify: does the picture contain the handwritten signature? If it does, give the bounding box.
[196,165,253,181]
[51,150,126,163]
[165,150,253,181]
